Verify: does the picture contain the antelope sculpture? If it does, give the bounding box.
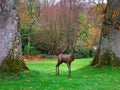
[56,47,77,77]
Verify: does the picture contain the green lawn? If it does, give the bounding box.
[0,58,120,90]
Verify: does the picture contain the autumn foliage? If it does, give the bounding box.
[33,3,79,55]
[19,0,105,57]
[18,0,32,25]
[23,55,46,61]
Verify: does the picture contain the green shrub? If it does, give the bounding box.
[23,45,39,55]
[76,46,95,59]
[40,54,57,59]
[46,55,57,59]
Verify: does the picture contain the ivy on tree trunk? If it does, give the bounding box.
[0,0,28,73]
[91,0,120,67]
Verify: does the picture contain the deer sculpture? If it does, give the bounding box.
[56,47,77,77]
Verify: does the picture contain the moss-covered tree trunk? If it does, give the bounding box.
[0,0,28,73]
[90,0,120,67]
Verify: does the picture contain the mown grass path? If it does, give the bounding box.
[0,58,120,90]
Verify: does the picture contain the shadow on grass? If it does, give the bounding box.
[1,65,120,90]
[0,70,40,81]
[72,65,120,79]
[1,64,120,81]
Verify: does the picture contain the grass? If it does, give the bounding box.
[0,58,120,90]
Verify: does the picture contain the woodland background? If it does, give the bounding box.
[19,0,103,59]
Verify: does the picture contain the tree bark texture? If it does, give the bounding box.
[90,0,120,67]
[0,0,28,73]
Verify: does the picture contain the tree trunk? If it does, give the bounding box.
[0,0,28,73]
[90,0,120,67]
